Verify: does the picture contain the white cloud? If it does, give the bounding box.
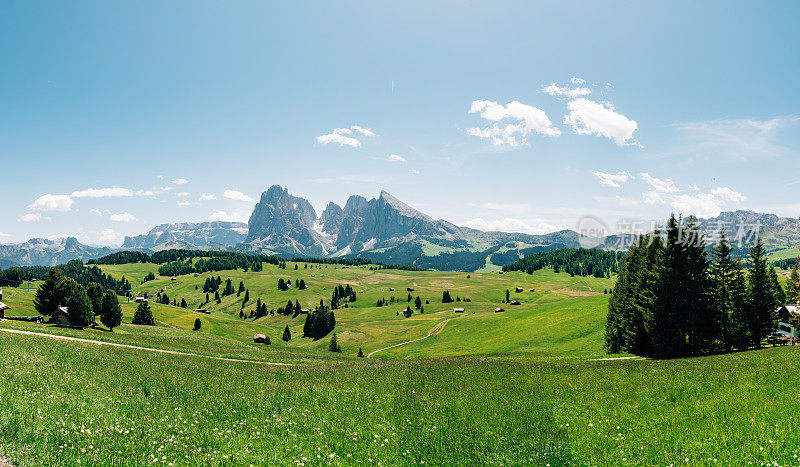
[19,213,41,222]
[223,189,255,203]
[28,194,74,212]
[0,232,9,238]
[710,186,746,202]
[467,99,561,147]
[388,154,407,163]
[136,189,155,196]
[564,98,640,146]
[469,202,532,212]
[177,192,190,197]
[540,83,592,99]
[170,178,189,185]
[351,125,376,137]
[98,228,124,246]
[109,212,136,223]
[409,168,420,175]
[641,173,680,194]
[593,171,631,189]
[90,208,103,217]
[672,116,799,160]
[464,217,557,235]
[570,77,585,85]
[316,126,376,147]
[70,186,133,198]
[177,201,191,207]
[208,210,248,222]
[156,175,163,179]
[199,193,217,201]
[671,193,724,218]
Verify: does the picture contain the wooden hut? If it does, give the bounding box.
[0,302,9,319]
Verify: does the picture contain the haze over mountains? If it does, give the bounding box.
[2,185,799,269]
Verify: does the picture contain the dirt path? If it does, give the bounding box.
[0,328,294,366]
[367,315,461,358]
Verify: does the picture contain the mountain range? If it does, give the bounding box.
[2,185,799,270]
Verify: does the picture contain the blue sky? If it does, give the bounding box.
[1,0,799,245]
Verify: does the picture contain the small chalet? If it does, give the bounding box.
[194,308,211,314]
[135,297,148,303]
[529,289,535,292]
[515,287,524,293]
[494,307,505,313]
[775,305,799,338]
[0,302,9,319]
[509,300,521,306]
[454,307,465,313]
[51,306,70,325]
[407,287,415,292]
[253,334,266,343]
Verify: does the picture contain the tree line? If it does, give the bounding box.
[502,247,623,278]
[605,215,786,358]
[33,268,123,330]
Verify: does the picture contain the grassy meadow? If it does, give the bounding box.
[2,261,799,465]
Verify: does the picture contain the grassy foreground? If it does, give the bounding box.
[1,334,799,465]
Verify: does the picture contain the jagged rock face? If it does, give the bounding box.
[245,185,319,249]
[319,202,344,236]
[122,222,248,249]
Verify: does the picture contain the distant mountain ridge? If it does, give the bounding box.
[122,221,248,250]
[2,186,799,270]
[0,237,114,267]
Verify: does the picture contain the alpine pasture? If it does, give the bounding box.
[1,261,799,465]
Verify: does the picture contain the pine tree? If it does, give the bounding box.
[282,325,291,342]
[768,266,786,308]
[357,347,364,357]
[730,267,751,350]
[180,298,187,308]
[132,301,154,325]
[786,256,800,303]
[242,290,250,308]
[193,318,202,331]
[747,238,775,349]
[328,333,342,353]
[85,283,104,318]
[214,291,221,303]
[505,289,510,303]
[100,291,123,331]
[33,268,65,316]
[238,281,245,296]
[65,284,94,328]
[709,231,739,351]
[414,296,422,309]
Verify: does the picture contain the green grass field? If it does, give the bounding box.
[2,261,799,465]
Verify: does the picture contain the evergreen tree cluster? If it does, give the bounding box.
[330,284,356,309]
[606,215,785,358]
[202,276,223,293]
[503,247,623,277]
[142,272,156,284]
[32,268,123,330]
[302,303,336,340]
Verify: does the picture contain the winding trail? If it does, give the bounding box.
[0,328,294,366]
[367,315,462,358]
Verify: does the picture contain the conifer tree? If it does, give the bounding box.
[709,231,739,351]
[33,268,65,316]
[66,284,94,328]
[193,318,202,331]
[747,238,774,349]
[357,347,364,357]
[100,290,123,331]
[786,257,800,303]
[132,301,154,325]
[414,296,422,309]
[328,333,342,353]
[282,325,291,342]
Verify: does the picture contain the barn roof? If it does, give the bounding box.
[0,302,9,311]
